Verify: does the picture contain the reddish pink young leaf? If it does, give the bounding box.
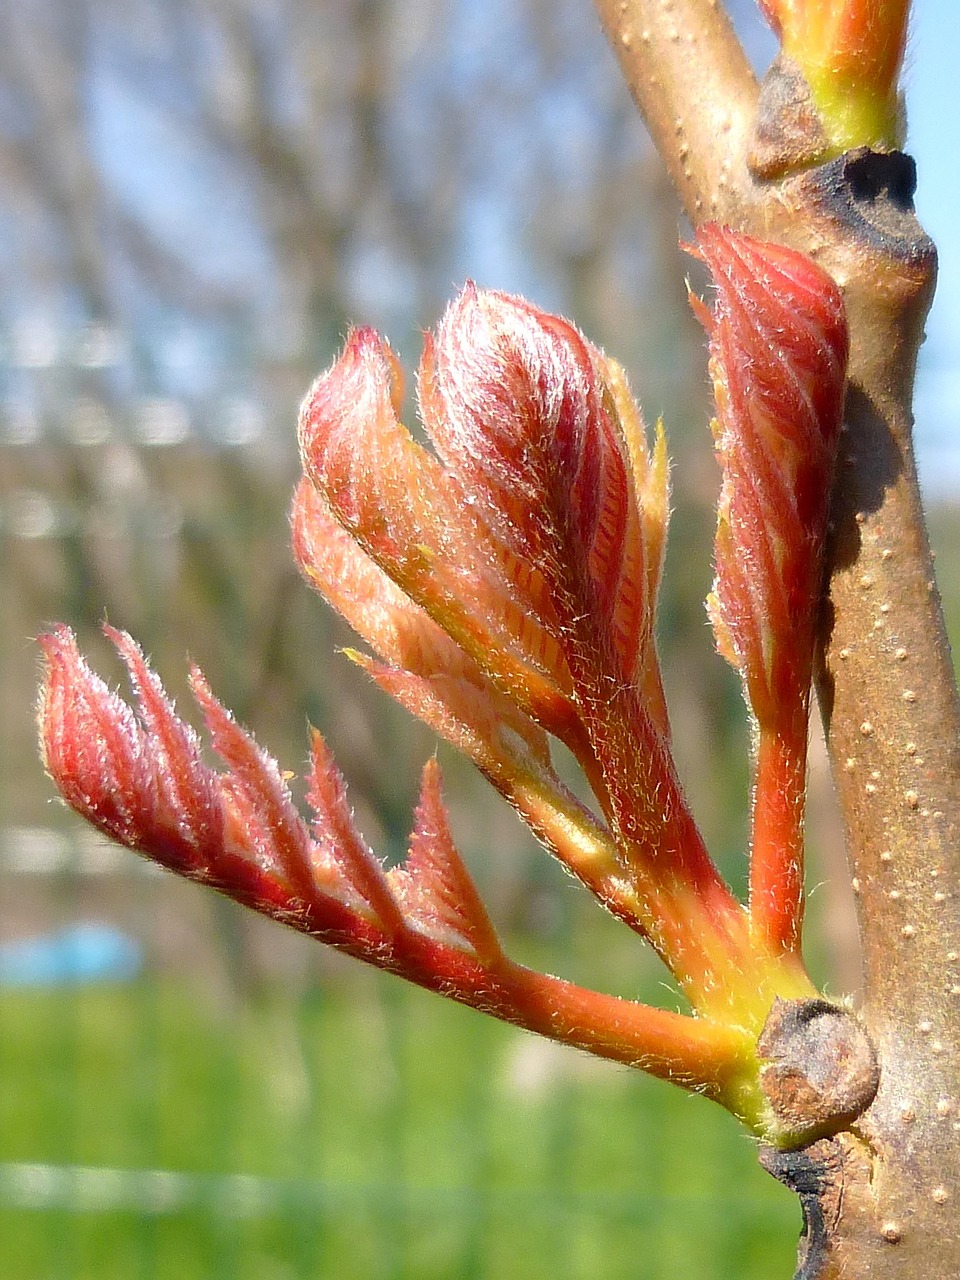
[292,477,548,767]
[596,356,671,731]
[188,668,324,908]
[415,286,690,865]
[388,758,502,965]
[36,630,770,1111]
[292,476,556,782]
[691,226,848,956]
[38,626,222,874]
[600,359,670,640]
[38,626,407,937]
[423,285,658,689]
[305,728,404,933]
[691,224,848,732]
[297,331,576,736]
[422,286,600,566]
[298,327,434,570]
[103,627,224,847]
[292,476,460,680]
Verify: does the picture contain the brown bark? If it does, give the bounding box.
[594,1,960,1274]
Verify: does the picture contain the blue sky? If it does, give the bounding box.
[904,0,960,494]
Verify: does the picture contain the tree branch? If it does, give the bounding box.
[595,3,960,1274]
[593,0,757,223]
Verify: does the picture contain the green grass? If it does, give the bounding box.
[0,971,800,1279]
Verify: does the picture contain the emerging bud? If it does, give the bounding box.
[691,224,848,734]
[690,225,848,956]
[298,323,576,739]
[757,0,909,153]
[423,286,656,687]
[299,288,670,734]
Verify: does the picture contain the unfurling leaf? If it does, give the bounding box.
[423,284,665,694]
[691,224,848,735]
[297,325,576,737]
[291,476,552,780]
[297,287,670,750]
[690,225,849,957]
[38,625,222,875]
[39,268,833,1132]
[388,758,503,966]
[38,626,489,960]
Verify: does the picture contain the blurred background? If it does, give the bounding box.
[1,1,958,1277]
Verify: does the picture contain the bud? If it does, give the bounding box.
[298,323,575,738]
[690,225,849,956]
[38,277,831,1135]
[691,224,848,734]
[298,287,671,753]
[757,0,909,153]
[423,284,665,695]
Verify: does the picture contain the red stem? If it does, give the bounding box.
[750,721,807,955]
[142,836,759,1111]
